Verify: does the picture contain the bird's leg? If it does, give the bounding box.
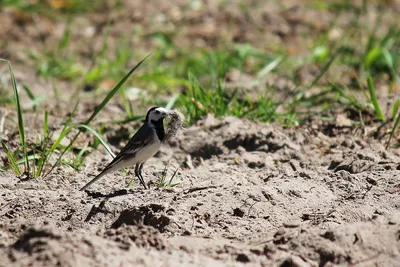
[134,164,144,188]
[135,163,147,189]
[138,163,147,189]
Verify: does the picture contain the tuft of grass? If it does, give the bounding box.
[331,76,387,123]
[1,140,21,175]
[1,55,150,178]
[178,72,285,124]
[38,102,79,176]
[31,121,115,175]
[34,111,49,176]
[158,161,181,187]
[62,142,89,170]
[0,58,29,176]
[2,102,80,177]
[331,74,400,149]
[366,76,385,122]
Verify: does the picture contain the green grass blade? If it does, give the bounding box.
[386,110,400,149]
[354,74,369,100]
[59,26,71,52]
[60,161,76,169]
[22,85,35,100]
[43,111,48,138]
[367,76,385,122]
[307,53,337,90]
[392,99,400,119]
[48,102,79,154]
[74,124,116,157]
[165,93,180,110]
[48,126,74,156]
[294,50,338,104]
[84,54,151,125]
[73,142,89,170]
[1,139,21,175]
[257,56,283,79]
[21,84,46,110]
[15,154,41,165]
[25,95,47,110]
[0,58,29,174]
[168,164,181,185]
[382,49,400,86]
[100,19,110,57]
[139,75,191,88]
[120,87,133,118]
[76,143,89,160]
[159,161,170,186]
[331,83,365,111]
[36,111,49,176]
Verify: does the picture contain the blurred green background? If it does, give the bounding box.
[1,0,400,125]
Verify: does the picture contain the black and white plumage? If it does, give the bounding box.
[79,107,168,191]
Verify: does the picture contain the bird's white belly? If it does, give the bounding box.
[121,139,161,168]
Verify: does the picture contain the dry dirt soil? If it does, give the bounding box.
[1,0,400,267]
[1,115,400,266]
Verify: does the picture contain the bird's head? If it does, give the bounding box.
[146,107,168,123]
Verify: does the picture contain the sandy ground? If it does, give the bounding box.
[1,115,400,266]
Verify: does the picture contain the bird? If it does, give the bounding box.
[80,106,168,191]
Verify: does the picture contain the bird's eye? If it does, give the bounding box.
[155,110,160,114]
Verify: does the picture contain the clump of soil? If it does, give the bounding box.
[101,224,166,251]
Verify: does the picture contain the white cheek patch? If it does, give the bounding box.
[148,107,169,121]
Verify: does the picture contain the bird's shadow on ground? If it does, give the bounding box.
[82,189,137,222]
[83,189,137,199]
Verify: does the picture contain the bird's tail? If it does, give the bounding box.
[80,169,109,191]
[80,155,125,191]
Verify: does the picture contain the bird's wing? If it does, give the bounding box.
[98,123,154,171]
[79,123,153,191]
[119,123,153,154]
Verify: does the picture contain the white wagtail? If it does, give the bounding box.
[80,107,168,191]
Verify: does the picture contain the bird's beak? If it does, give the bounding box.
[161,110,169,118]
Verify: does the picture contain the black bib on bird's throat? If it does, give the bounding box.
[151,119,165,141]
